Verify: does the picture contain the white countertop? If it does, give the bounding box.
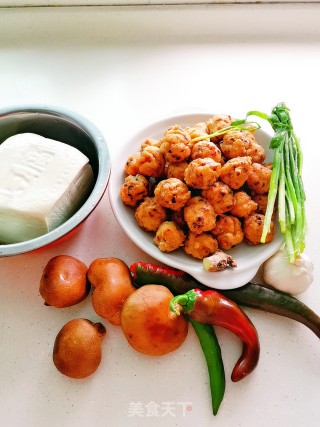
[1,4,320,427]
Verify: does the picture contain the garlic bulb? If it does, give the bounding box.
[263,247,313,295]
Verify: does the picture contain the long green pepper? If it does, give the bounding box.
[188,317,225,415]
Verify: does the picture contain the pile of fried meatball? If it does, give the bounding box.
[120,114,275,261]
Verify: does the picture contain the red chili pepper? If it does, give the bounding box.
[131,261,320,339]
[170,288,260,382]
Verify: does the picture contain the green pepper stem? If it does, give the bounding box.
[169,290,197,315]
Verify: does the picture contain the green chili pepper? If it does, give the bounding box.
[129,263,225,414]
[188,317,225,415]
[171,289,260,382]
[130,261,206,293]
[130,262,320,339]
[222,283,320,339]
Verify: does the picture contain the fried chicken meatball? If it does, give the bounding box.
[190,140,222,163]
[246,163,272,194]
[171,208,188,230]
[194,122,209,132]
[251,193,277,219]
[252,194,268,215]
[185,123,209,143]
[220,130,266,163]
[219,156,252,189]
[153,221,186,252]
[160,125,192,163]
[134,197,167,232]
[201,181,234,215]
[206,114,233,142]
[248,142,266,164]
[230,191,258,217]
[184,196,216,235]
[166,161,189,181]
[140,138,161,150]
[125,151,140,176]
[120,174,149,207]
[124,146,165,178]
[243,213,274,245]
[184,157,221,190]
[184,232,218,259]
[136,146,166,178]
[154,178,191,211]
[212,214,244,250]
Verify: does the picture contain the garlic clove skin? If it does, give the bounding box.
[263,247,313,296]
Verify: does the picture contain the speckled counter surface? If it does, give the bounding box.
[1,4,320,427]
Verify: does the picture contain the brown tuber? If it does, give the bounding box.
[39,255,89,308]
[120,285,188,356]
[53,318,106,379]
[87,258,136,326]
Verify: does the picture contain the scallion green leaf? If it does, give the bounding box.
[245,103,306,263]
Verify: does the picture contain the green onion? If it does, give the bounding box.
[241,103,306,263]
[191,121,261,143]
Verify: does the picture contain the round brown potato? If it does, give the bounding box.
[53,318,106,379]
[39,255,89,308]
[121,285,188,356]
[88,258,136,326]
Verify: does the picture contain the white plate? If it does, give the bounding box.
[109,113,283,289]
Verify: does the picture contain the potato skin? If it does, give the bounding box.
[53,318,106,379]
[88,258,136,326]
[39,255,89,308]
[120,285,188,356]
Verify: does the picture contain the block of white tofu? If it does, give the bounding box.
[0,133,94,244]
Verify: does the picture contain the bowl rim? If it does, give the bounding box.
[0,104,110,257]
[109,112,283,289]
